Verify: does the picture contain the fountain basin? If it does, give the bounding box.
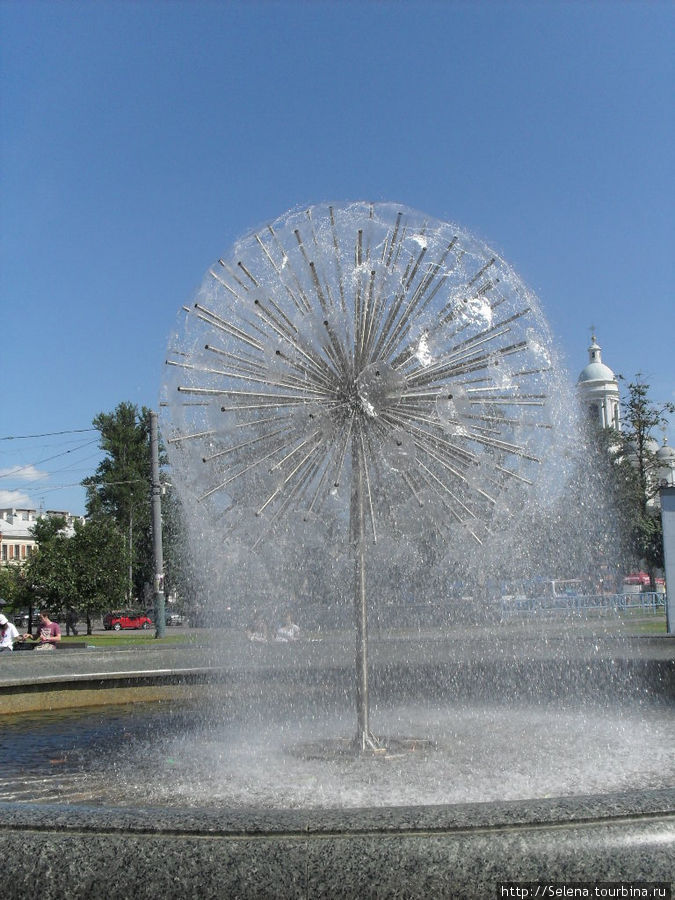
[0,633,672,896]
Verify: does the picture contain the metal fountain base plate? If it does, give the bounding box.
[285,736,437,761]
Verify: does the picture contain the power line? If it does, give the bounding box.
[0,452,103,481]
[86,479,148,486]
[37,453,104,478]
[24,478,149,495]
[0,439,100,479]
[0,428,97,441]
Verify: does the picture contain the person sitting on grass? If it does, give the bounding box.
[276,611,300,642]
[22,610,61,651]
[0,614,19,652]
[245,613,269,643]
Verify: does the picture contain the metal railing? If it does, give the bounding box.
[499,591,666,617]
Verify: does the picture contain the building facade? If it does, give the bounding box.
[0,509,84,565]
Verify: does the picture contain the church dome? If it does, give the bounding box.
[577,335,618,384]
[656,441,675,464]
[656,440,675,486]
[626,437,660,454]
[578,361,617,384]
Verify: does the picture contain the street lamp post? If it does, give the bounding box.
[150,411,166,638]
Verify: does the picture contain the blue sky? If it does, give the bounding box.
[1,0,673,515]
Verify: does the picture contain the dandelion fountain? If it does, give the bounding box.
[162,201,562,753]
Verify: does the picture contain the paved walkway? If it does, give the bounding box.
[0,624,672,689]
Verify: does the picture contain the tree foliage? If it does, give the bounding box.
[620,376,673,508]
[83,402,153,600]
[69,518,129,632]
[20,516,129,633]
[601,375,674,579]
[23,515,73,611]
[0,563,30,611]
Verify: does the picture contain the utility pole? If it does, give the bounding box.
[128,508,133,602]
[150,411,166,638]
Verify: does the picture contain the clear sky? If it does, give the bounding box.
[1,0,673,516]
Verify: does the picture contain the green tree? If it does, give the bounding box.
[22,516,73,619]
[0,565,19,605]
[589,424,640,569]
[21,516,129,635]
[69,518,129,634]
[83,402,153,601]
[0,563,31,616]
[607,376,673,584]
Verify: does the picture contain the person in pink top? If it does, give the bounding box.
[22,610,61,651]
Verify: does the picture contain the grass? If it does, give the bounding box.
[55,612,670,647]
[616,613,669,635]
[59,632,196,648]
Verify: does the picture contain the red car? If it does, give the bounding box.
[103,611,153,631]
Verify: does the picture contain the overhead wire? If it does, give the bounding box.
[0,428,97,441]
[0,427,102,508]
[0,425,154,510]
[0,439,100,479]
[33,478,149,495]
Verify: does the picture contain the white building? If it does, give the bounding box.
[656,440,675,489]
[0,508,84,565]
[577,334,621,430]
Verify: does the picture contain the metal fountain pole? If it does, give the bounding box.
[351,426,378,751]
[150,411,166,639]
[351,429,368,747]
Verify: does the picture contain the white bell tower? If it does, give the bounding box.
[577,333,621,430]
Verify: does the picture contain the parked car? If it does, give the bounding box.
[623,572,651,587]
[145,608,185,626]
[103,611,153,631]
[12,612,30,629]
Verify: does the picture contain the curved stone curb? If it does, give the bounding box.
[0,790,672,899]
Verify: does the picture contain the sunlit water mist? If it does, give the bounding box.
[102,703,673,808]
[2,699,672,808]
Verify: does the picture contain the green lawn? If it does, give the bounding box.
[59,632,196,648]
[616,612,669,635]
[56,612,670,647]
